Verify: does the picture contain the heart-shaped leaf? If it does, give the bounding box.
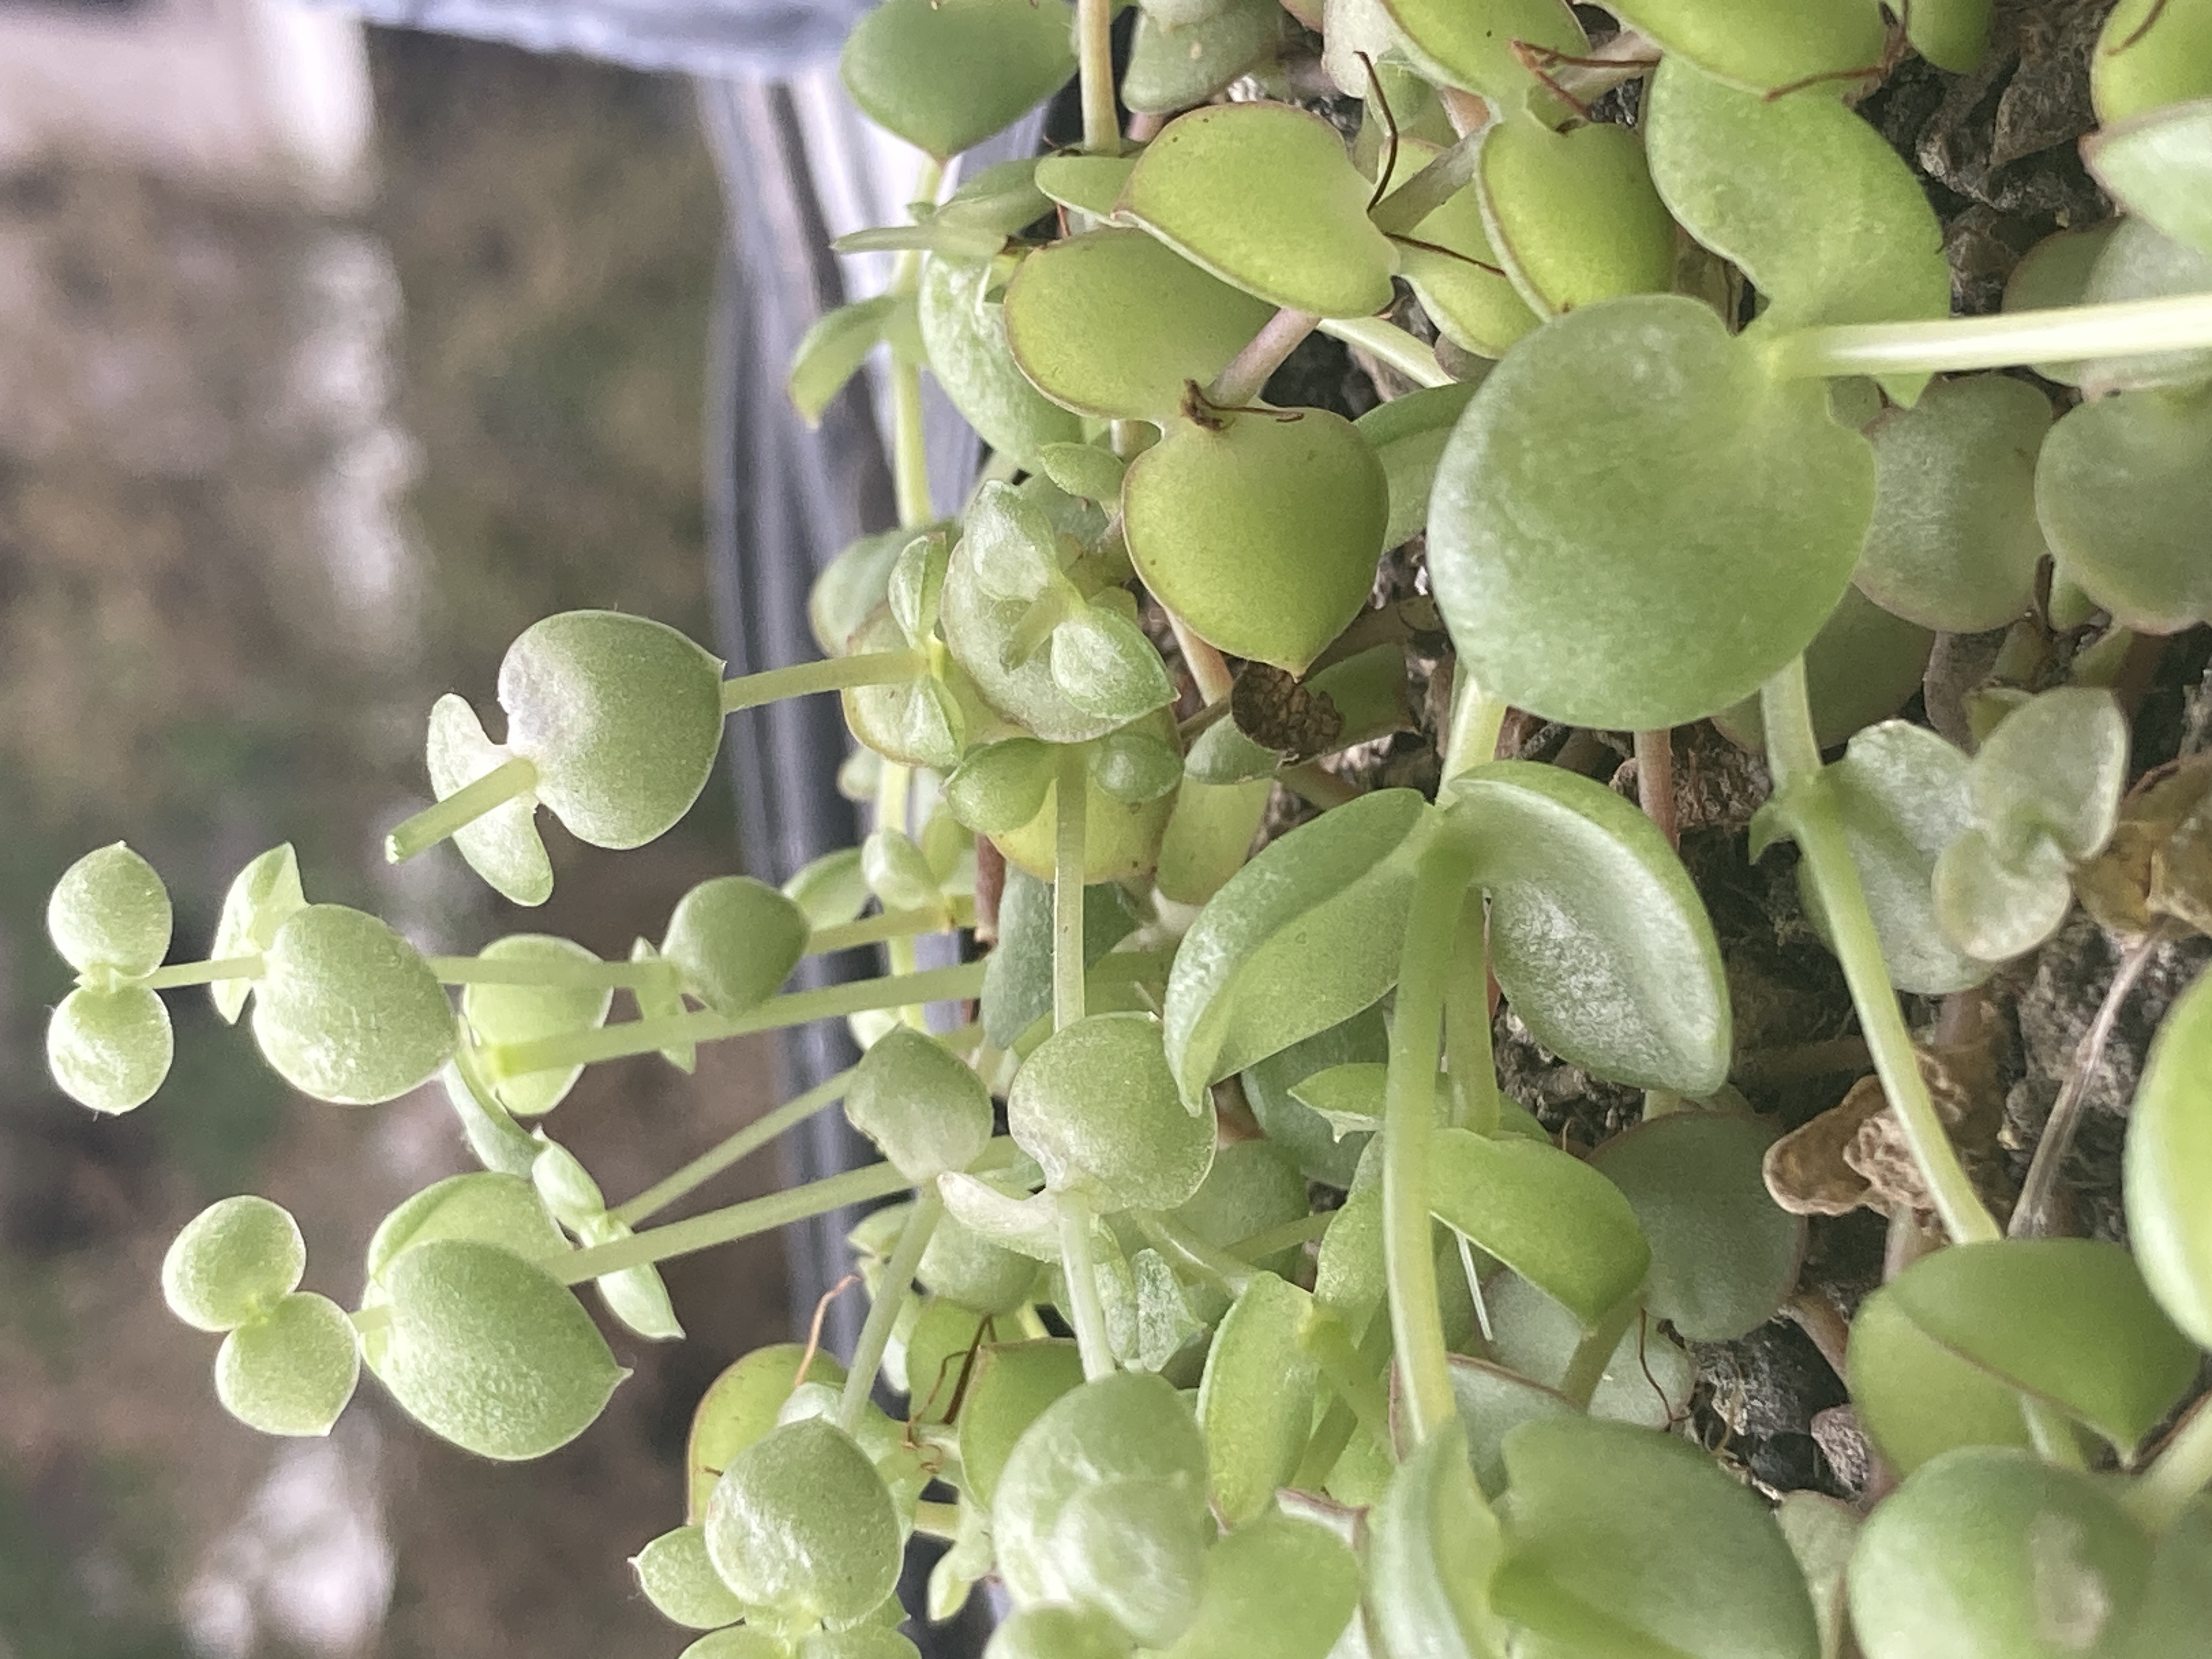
[460,935,614,1116]
[1847,1284,2034,1475]
[1970,686,2130,866]
[1590,1113,1804,1342]
[839,609,968,771]
[1483,1270,1695,1429]
[1123,405,1387,673]
[1384,143,1540,363]
[812,527,915,657]
[215,1290,361,1438]
[1004,229,1275,422]
[1197,1271,1321,1525]
[2038,385,2212,634]
[208,844,307,1022]
[987,711,1182,883]
[1120,101,1398,318]
[2092,0,2212,123]
[1604,0,1887,93]
[47,984,173,1115]
[1428,295,1874,731]
[1160,1505,1361,1659]
[1646,55,1948,391]
[1381,0,1585,108]
[2126,963,2212,1350]
[1124,0,1284,115]
[839,0,1077,161]
[2086,98,2212,259]
[47,842,171,978]
[1852,375,2051,631]
[1449,760,1733,1094]
[1713,585,1934,755]
[1492,1417,1822,1659]
[364,1172,568,1288]
[1164,787,1436,1108]
[1090,727,1183,805]
[704,1417,901,1630]
[1009,1013,1216,1212]
[919,255,1085,472]
[1477,116,1675,317]
[1881,1238,2198,1451]
[1430,1126,1650,1328]
[1356,380,1482,550]
[252,905,456,1105]
[1932,830,2074,964]
[661,876,810,1017]
[686,1344,847,1523]
[1847,1449,2152,1659]
[633,1525,751,1631]
[163,1195,308,1333]
[847,1025,993,1183]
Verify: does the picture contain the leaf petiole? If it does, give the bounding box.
[386,755,539,863]
[1766,291,2212,381]
[838,1188,943,1432]
[138,955,266,991]
[719,650,932,714]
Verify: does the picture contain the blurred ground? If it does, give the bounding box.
[0,21,789,1659]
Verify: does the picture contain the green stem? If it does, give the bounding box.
[1076,0,1118,154]
[1384,841,1479,1447]
[427,955,669,991]
[1053,744,1088,1033]
[1208,307,1321,408]
[1134,1212,1255,1297]
[1558,1296,1639,1410]
[719,652,929,714]
[2023,1400,2089,1471]
[610,1067,856,1227]
[1224,1211,1333,1262]
[386,756,538,863]
[139,955,264,990]
[1766,292,2212,381]
[839,1189,944,1432]
[1369,130,1485,236]
[1280,761,1361,810]
[1317,317,1453,389]
[1759,660,2000,1245]
[806,896,975,957]
[910,1501,962,1543]
[1441,670,1508,784]
[1057,1195,1116,1380]
[555,1160,915,1283]
[2129,1398,2212,1532]
[887,157,944,526]
[1443,917,1499,1136]
[1297,1310,1392,1486]
[1304,1310,1393,1441]
[482,961,988,1081]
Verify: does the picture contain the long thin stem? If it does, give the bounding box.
[1208,308,1321,408]
[1760,660,2000,1245]
[805,896,975,957]
[887,157,945,528]
[719,651,929,714]
[1441,670,1508,784]
[1558,1295,1638,1410]
[1317,317,1453,389]
[610,1067,855,1227]
[1368,130,1483,236]
[1076,0,1118,154]
[139,956,264,990]
[386,757,538,863]
[482,961,988,1080]
[1384,841,1479,1446]
[1304,1311,1392,1440]
[1767,292,2212,381]
[2010,927,2166,1239]
[1443,916,1500,1136]
[2129,1397,2212,1532]
[1052,744,1088,1033]
[555,1160,915,1283]
[1134,1211,1255,1297]
[1167,613,1235,704]
[839,1188,943,1432]
[427,955,668,991]
[1058,1196,1116,1380]
[1224,1211,1334,1262]
[1635,727,1679,851]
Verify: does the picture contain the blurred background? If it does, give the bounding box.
[0,4,904,1653]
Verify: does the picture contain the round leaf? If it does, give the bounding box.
[662,876,811,1016]
[2076,217,2212,395]
[1160,1506,1359,1659]
[1450,760,1733,1093]
[1238,1006,1385,1186]
[1196,1271,1320,1526]
[1122,405,1387,674]
[365,1170,568,1286]
[634,1524,752,1630]
[1171,1139,1311,1296]
[704,1417,901,1630]
[2038,386,2212,635]
[1484,1270,1696,1429]
[1477,117,1675,318]
[2092,0,2212,124]
[1431,1127,1650,1329]
[252,904,455,1104]
[987,714,1181,884]
[461,935,614,1116]
[686,1344,847,1523]
[215,1291,360,1437]
[163,1194,308,1333]
[957,1340,1086,1509]
[1008,1013,1216,1212]
[1120,102,1398,318]
[2127,963,2212,1350]
[988,1605,1136,1659]
[425,693,552,906]
[1932,828,2074,964]
[47,984,173,1115]
[917,1210,1039,1316]
[1380,0,1585,105]
[1712,584,1934,754]
[845,1025,993,1182]
[2002,224,2121,386]
[2085,98,2212,261]
[1428,295,1874,730]
[1970,686,2128,865]
[839,0,1076,162]
[1049,1477,1212,1647]
[1123,0,1283,116]
[1444,1357,1579,1499]
[919,254,1084,473]
[47,842,171,978]
[371,1237,625,1460]
[208,843,307,1022]
[1846,1285,2033,1476]
[1604,0,1887,92]
[1364,1425,1508,1659]
[1355,380,1484,550]
[1590,1113,1803,1342]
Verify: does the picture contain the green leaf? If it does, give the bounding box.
[704,1418,902,1630]
[47,842,171,978]
[1120,102,1398,318]
[1355,379,1483,550]
[1124,0,1284,116]
[1484,1270,1695,1430]
[252,904,455,1105]
[1163,787,1436,1108]
[633,1525,752,1631]
[1196,1272,1321,1525]
[1053,1477,1213,1648]
[685,1344,846,1523]
[1932,828,2074,964]
[427,700,551,910]
[1173,1139,1310,1298]
[1161,1505,1361,1659]
[629,938,697,1073]
[812,527,917,657]
[1035,154,1136,218]
[1156,775,1273,907]
[162,1195,307,1333]
[2001,224,2120,387]
[1038,441,1128,505]
[215,1291,360,1437]
[1590,1113,1804,1343]
[839,0,1077,161]
[1713,585,1934,755]
[1853,376,2053,631]
[1122,405,1389,674]
[784,848,872,929]
[1444,1356,1579,1499]
[981,866,1139,1047]
[985,1605,1134,1659]
[1847,1449,2152,1659]
[1381,0,1585,107]
[789,296,900,426]
[1005,229,1276,423]
[1239,1006,1386,1186]
[208,844,307,1022]
[1431,1127,1650,1328]
[1646,54,1948,393]
[1969,686,2130,865]
[919,255,1085,473]
[2076,217,2212,395]
[1364,1424,1508,1659]
[1882,1238,2199,1451]
[1776,1493,1860,1659]
[957,1340,1086,1509]
[370,1237,624,1460]
[2087,98,2212,259]
[47,984,173,1115]
[1090,728,1185,805]
[575,1214,682,1342]
[1008,1014,1217,1212]
[1428,295,1873,731]
[2093,0,2212,124]
[846,1026,993,1183]
[2038,385,2212,634]
[918,1209,1040,1316]
[1051,606,1178,724]
[1451,760,1733,1093]
[1477,117,1675,318]
[1604,0,1887,93]
[1493,1417,1822,1659]
[460,935,614,1116]
[839,610,968,772]
[681,1629,794,1659]
[1905,0,1991,71]
[1846,1285,2033,1476]
[2127,963,2212,1350]
[947,739,1059,835]
[860,828,941,913]
[364,1171,568,1286]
